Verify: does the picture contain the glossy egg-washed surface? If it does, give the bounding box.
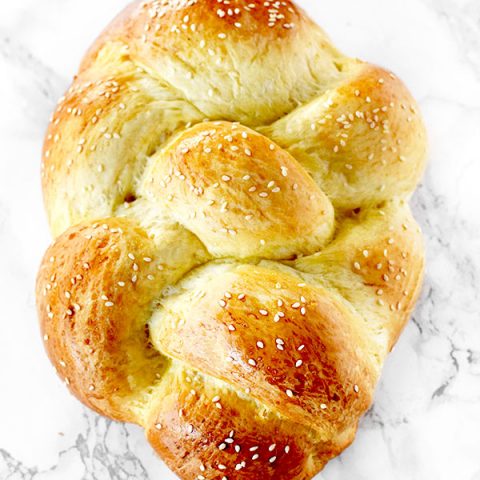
[36,1,427,479]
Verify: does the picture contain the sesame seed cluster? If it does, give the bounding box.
[37,1,427,479]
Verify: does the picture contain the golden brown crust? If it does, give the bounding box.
[36,218,164,422]
[36,1,427,478]
[42,60,203,236]
[79,0,342,127]
[36,217,206,422]
[82,0,308,71]
[142,122,335,258]
[152,265,376,436]
[260,62,427,208]
[294,200,425,352]
[145,366,345,480]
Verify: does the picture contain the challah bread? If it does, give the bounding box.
[37,1,427,478]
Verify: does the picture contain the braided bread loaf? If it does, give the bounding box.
[36,1,427,478]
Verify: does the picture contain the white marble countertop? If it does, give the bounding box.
[1,1,479,479]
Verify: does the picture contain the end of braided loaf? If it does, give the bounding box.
[37,1,426,478]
